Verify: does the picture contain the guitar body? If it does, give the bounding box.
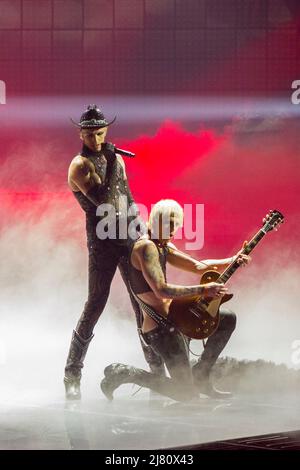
[168,270,233,340]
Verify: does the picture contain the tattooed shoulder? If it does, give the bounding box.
[142,241,159,263]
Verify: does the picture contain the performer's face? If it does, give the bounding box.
[80,127,108,152]
[153,213,181,244]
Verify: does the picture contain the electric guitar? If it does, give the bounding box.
[168,210,284,340]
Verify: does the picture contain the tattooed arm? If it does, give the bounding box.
[166,242,250,274]
[166,243,214,275]
[138,241,227,300]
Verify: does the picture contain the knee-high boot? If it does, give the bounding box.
[64,330,94,400]
[192,311,236,398]
[100,363,196,402]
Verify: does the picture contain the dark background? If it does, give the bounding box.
[0,0,300,96]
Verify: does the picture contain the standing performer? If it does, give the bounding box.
[64,104,161,399]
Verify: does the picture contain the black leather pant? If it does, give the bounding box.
[192,309,237,380]
[143,325,193,385]
[142,309,237,382]
[65,237,161,379]
[75,239,126,339]
[102,309,237,402]
[103,328,197,402]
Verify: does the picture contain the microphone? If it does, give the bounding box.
[114,146,135,158]
[104,142,135,158]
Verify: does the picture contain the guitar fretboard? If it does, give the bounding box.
[218,229,266,284]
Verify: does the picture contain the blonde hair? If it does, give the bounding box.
[148,199,184,232]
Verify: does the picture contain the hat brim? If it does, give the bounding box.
[70,116,117,128]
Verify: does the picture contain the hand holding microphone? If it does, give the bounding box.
[103,142,135,158]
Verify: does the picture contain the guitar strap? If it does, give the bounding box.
[129,281,204,358]
[128,281,176,334]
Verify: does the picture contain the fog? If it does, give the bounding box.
[0,200,299,407]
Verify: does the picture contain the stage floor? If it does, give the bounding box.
[0,390,299,450]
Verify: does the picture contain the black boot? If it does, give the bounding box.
[192,310,236,399]
[100,364,133,400]
[64,376,81,401]
[192,361,232,399]
[139,335,166,376]
[100,363,196,402]
[64,330,94,400]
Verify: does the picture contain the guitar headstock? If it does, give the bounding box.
[262,209,284,232]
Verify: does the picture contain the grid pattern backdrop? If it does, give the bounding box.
[0,0,299,95]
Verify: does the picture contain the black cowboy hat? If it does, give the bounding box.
[70,104,116,129]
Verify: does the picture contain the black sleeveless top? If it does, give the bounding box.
[129,241,168,295]
[72,144,144,248]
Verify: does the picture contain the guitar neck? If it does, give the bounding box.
[218,228,266,284]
